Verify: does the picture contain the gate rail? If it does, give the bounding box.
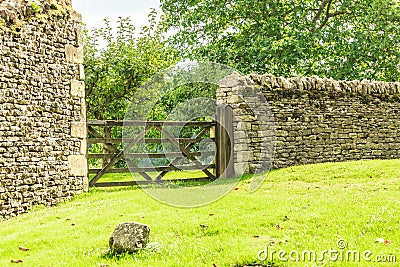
[87,106,233,187]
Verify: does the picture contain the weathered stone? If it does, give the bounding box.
[80,139,87,155]
[68,155,88,177]
[78,64,85,80]
[217,73,400,173]
[71,122,87,139]
[109,222,150,253]
[65,45,84,64]
[71,80,85,98]
[0,1,87,219]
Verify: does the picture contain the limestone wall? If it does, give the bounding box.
[218,73,400,174]
[0,0,87,219]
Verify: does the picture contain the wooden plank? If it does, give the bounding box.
[216,105,235,178]
[88,137,215,145]
[87,120,218,187]
[89,168,130,174]
[88,151,216,159]
[87,126,119,153]
[154,126,213,180]
[125,157,153,181]
[89,164,215,174]
[93,177,214,187]
[193,126,213,142]
[88,125,152,181]
[88,153,119,159]
[88,129,149,187]
[156,126,216,180]
[87,120,216,127]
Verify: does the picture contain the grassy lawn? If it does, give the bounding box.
[89,169,211,183]
[1,159,400,267]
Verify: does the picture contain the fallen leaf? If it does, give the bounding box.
[65,218,71,221]
[384,240,391,245]
[11,259,23,263]
[234,188,239,191]
[253,235,260,238]
[18,246,30,251]
[213,264,218,267]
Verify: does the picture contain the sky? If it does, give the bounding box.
[71,0,161,30]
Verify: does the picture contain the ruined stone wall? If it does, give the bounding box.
[218,73,400,174]
[0,0,87,219]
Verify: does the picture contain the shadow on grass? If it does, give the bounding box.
[88,174,253,193]
[100,249,151,262]
[100,242,163,262]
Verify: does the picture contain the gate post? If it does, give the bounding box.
[216,104,235,178]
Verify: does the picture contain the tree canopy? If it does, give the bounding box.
[161,0,400,81]
[83,11,179,120]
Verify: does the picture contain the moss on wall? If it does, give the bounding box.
[0,0,78,34]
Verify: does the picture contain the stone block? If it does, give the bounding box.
[109,222,150,253]
[78,64,85,80]
[71,122,87,139]
[65,45,84,64]
[80,139,87,155]
[219,73,245,88]
[80,98,87,120]
[234,162,249,175]
[68,155,88,176]
[75,27,83,47]
[237,151,251,162]
[71,80,85,98]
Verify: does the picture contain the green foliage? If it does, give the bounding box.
[83,10,179,120]
[161,0,400,81]
[29,2,41,14]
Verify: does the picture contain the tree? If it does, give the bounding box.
[83,11,180,167]
[83,10,179,121]
[160,0,400,81]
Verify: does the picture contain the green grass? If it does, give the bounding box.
[1,159,400,267]
[90,170,209,183]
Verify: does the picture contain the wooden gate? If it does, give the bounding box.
[87,105,234,187]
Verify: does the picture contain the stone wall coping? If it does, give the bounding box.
[220,72,400,95]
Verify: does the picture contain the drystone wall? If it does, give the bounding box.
[0,0,87,219]
[218,73,400,174]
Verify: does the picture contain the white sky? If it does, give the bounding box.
[71,0,161,30]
